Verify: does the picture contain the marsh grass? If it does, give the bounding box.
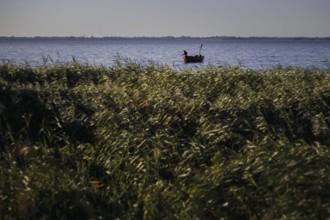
[0,61,330,219]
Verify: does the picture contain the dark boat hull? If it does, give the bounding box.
[183,55,204,63]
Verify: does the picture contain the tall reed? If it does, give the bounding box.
[0,61,329,219]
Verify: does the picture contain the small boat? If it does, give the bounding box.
[182,44,204,63]
[183,54,204,63]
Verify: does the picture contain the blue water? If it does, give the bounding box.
[0,37,330,70]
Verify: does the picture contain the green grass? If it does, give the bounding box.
[0,61,330,219]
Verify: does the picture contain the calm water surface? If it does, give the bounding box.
[0,38,330,70]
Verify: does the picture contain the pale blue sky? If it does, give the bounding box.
[0,0,329,37]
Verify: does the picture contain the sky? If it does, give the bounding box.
[0,0,329,37]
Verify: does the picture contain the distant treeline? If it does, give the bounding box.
[0,36,330,41]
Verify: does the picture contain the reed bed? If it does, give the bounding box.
[0,61,330,219]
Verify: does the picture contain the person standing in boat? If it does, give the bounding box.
[183,50,188,56]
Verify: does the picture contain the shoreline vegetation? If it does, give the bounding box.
[1,61,330,219]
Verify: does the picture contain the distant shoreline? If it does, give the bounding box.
[1,36,330,41]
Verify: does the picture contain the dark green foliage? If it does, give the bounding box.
[0,62,330,219]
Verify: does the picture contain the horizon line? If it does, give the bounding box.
[1,35,330,39]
